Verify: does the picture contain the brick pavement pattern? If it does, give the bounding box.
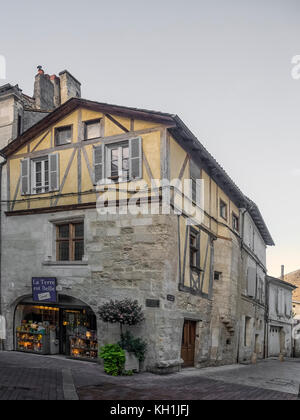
[0,351,299,400]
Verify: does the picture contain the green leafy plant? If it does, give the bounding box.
[99,344,125,376]
[118,331,147,362]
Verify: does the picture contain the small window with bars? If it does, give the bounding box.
[56,222,84,261]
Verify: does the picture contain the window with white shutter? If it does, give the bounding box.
[21,158,30,195]
[49,153,59,191]
[93,144,104,184]
[247,267,257,298]
[129,137,142,180]
[95,138,142,184]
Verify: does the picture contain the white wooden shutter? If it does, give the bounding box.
[129,137,142,180]
[247,267,256,298]
[49,153,59,191]
[21,158,30,195]
[93,144,104,184]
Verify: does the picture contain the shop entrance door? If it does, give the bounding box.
[181,320,196,367]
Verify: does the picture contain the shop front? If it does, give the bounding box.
[14,294,98,361]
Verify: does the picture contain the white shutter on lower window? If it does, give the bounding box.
[49,153,59,191]
[93,144,104,184]
[129,137,142,180]
[21,158,30,195]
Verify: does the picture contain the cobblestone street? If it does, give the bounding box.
[0,351,300,400]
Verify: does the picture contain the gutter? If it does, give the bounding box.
[0,150,7,350]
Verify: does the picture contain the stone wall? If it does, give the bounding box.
[0,206,212,372]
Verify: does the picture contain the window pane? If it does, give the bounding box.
[74,223,84,238]
[86,121,101,139]
[122,146,129,159]
[59,241,69,261]
[56,127,72,145]
[59,224,69,238]
[74,240,84,261]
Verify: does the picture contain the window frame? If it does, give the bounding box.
[56,221,84,262]
[55,125,73,146]
[232,212,239,232]
[31,156,49,195]
[190,228,201,273]
[105,140,130,183]
[219,199,228,221]
[84,119,102,140]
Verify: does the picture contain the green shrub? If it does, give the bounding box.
[99,344,125,376]
[119,331,147,362]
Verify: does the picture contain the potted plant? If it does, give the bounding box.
[98,299,146,373]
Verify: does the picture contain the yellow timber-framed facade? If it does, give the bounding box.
[0,97,274,371]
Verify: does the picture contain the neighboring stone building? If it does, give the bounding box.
[265,276,295,357]
[210,199,272,365]
[0,70,276,372]
[0,67,81,149]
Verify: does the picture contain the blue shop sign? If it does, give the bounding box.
[32,277,57,303]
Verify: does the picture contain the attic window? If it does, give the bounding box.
[55,125,72,146]
[84,119,101,140]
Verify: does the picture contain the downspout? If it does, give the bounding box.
[0,151,7,351]
[236,207,247,363]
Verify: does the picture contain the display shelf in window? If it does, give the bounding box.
[16,331,50,354]
[69,330,98,360]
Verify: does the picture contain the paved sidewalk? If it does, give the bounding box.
[0,351,299,400]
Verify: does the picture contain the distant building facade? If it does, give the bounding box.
[266,276,295,357]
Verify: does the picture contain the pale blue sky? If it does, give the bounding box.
[1,0,300,277]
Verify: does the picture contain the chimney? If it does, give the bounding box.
[33,66,55,111]
[59,70,81,104]
[281,265,285,281]
[50,75,61,108]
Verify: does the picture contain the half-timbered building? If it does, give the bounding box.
[0,74,274,371]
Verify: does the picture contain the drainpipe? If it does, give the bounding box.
[0,152,7,351]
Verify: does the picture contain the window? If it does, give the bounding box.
[232,213,239,232]
[190,229,200,271]
[220,200,227,220]
[244,317,252,347]
[190,159,201,204]
[84,119,101,140]
[32,157,49,194]
[17,114,23,137]
[107,142,129,182]
[55,125,72,146]
[214,271,222,281]
[93,137,142,184]
[21,154,59,195]
[56,222,84,261]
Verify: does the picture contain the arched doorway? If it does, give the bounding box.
[14,295,98,361]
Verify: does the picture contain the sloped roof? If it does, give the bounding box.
[0,97,275,246]
[266,275,297,291]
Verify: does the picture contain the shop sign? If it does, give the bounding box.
[32,278,57,303]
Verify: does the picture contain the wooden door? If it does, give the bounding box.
[181,320,196,367]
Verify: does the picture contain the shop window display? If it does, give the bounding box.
[15,303,98,361]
